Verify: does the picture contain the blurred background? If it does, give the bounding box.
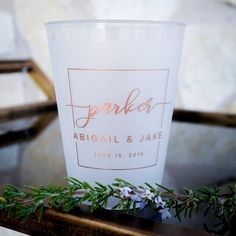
[0,0,236,234]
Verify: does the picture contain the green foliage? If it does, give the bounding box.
[0,178,235,235]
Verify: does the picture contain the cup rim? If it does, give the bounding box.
[45,19,186,27]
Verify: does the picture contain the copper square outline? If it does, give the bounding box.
[67,68,170,170]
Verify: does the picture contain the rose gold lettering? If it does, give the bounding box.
[80,133,84,141]
[67,88,169,128]
[74,132,78,140]
[100,136,107,143]
[114,136,120,143]
[91,135,97,142]
[140,132,163,142]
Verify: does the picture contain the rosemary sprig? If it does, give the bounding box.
[0,178,235,235]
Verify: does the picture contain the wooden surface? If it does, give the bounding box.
[0,100,57,122]
[0,60,56,147]
[28,59,55,100]
[0,60,32,73]
[0,206,209,236]
[173,109,236,128]
[0,59,56,121]
[0,113,56,147]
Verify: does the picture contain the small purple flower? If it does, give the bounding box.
[155,196,163,204]
[129,192,147,209]
[130,193,141,202]
[158,208,171,221]
[141,189,154,200]
[120,187,132,198]
[154,196,166,209]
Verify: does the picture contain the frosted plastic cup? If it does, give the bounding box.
[46,20,185,186]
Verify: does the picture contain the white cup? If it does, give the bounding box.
[46,20,185,186]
